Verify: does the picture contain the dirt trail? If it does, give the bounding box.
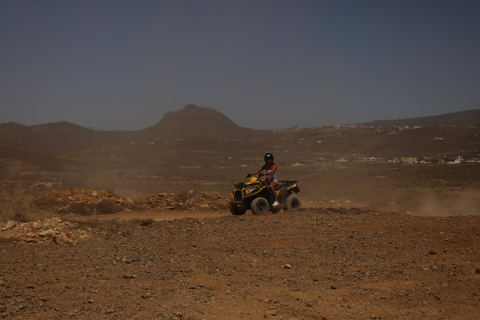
[68,210,229,222]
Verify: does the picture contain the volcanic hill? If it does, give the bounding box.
[142,104,251,139]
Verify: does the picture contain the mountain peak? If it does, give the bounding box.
[183,104,199,110]
[147,104,249,138]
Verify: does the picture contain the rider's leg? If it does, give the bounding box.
[269,181,278,202]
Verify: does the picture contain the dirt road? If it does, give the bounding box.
[1,208,480,319]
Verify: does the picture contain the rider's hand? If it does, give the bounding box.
[246,173,251,178]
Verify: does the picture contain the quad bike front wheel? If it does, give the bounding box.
[251,197,269,215]
[285,195,301,211]
[229,201,246,215]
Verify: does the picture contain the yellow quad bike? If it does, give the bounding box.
[229,173,301,215]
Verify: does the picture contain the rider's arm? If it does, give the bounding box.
[266,164,277,174]
[248,166,264,176]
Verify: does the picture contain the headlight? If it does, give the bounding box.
[244,187,259,195]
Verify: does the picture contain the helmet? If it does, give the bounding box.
[264,153,274,162]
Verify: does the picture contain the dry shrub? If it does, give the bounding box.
[95,200,124,215]
[69,202,96,215]
[32,197,64,210]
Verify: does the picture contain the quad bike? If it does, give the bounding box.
[229,173,301,215]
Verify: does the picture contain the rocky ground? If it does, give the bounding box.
[1,196,479,319]
[21,188,230,215]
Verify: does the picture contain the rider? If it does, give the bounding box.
[247,153,280,207]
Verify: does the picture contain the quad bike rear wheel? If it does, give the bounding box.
[229,201,246,215]
[251,197,269,215]
[285,195,301,211]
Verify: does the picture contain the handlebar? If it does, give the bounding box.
[246,172,264,178]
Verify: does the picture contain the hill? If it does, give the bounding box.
[142,104,251,139]
[0,121,130,153]
[0,106,479,158]
[0,105,251,152]
[0,122,44,148]
[360,109,480,127]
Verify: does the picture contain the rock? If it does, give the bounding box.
[135,191,229,211]
[39,229,58,238]
[1,220,17,231]
[0,217,90,244]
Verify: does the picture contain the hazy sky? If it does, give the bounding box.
[1,1,479,130]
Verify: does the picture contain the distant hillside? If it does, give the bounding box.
[0,122,43,147]
[1,106,479,157]
[360,109,480,127]
[266,125,480,159]
[0,121,131,153]
[143,104,251,139]
[0,105,252,153]
[0,139,75,172]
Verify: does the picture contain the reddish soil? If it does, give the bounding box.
[1,206,479,319]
